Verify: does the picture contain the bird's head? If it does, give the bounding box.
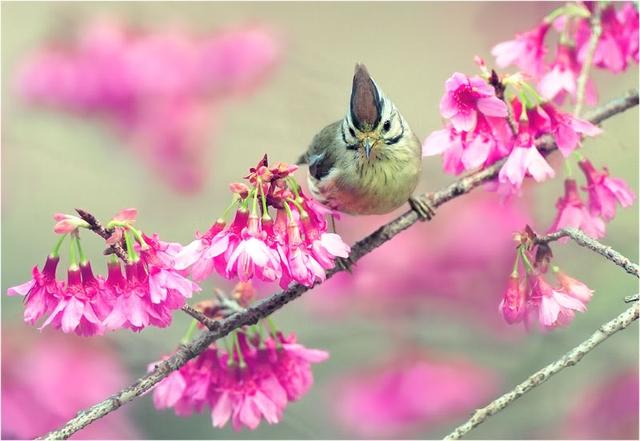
[342,63,407,161]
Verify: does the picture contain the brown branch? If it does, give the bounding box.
[535,227,639,278]
[180,305,221,331]
[40,90,638,440]
[443,302,640,440]
[75,208,129,263]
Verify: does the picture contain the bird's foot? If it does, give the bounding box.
[334,255,355,273]
[409,195,436,221]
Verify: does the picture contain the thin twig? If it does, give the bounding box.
[574,5,602,116]
[39,90,639,440]
[180,305,220,331]
[75,208,129,263]
[535,227,639,278]
[443,302,639,440]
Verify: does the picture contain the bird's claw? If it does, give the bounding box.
[409,195,436,221]
[334,255,355,273]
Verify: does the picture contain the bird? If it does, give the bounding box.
[297,63,434,220]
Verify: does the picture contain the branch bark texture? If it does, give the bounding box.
[443,302,639,440]
[40,90,639,440]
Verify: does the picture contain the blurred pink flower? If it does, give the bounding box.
[16,20,281,192]
[499,274,526,324]
[307,192,532,330]
[579,159,636,222]
[563,369,639,439]
[1,329,139,439]
[538,44,597,106]
[333,351,497,438]
[549,179,605,239]
[577,3,639,74]
[492,22,550,78]
[439,73,507,132]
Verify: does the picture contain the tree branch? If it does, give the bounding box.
[443,302,639,440]
[40,90,638,440]
[75,208,129,263]
[535,227,639,278]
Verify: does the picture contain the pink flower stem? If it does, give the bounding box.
[232,332,246,368]
[258,177,269,215]
[69,235,79,269]
[575,5,602,116]
[50,233,67,258]
[511,251,521,277]
[75,234,88,265]
[123,230,138,263]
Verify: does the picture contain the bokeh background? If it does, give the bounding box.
[2,2,638,439]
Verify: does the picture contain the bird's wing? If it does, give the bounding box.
[300,120,342,181]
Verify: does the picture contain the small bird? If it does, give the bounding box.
[297,63,434,219]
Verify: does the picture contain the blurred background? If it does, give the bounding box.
[2,2,638,439]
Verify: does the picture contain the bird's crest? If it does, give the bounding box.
[350,63,382,132]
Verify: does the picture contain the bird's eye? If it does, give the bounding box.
[383,120,391,132]
[349,127,356,137]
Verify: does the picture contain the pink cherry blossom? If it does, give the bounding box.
[579,159,636,221]
[498,141,554,188]
[423,115,512,174]
[492,22,551,78]
[439,73,507,132]
[576,3,639,74]
[38,267,105,337]
[152,329,328,431]
[540,103,602,157]
[7,256,63,325]
[530,274,587,329]
[549,179,606,239]
[499,274,526,324]
[555,270,594,304]
[538,44,597,106]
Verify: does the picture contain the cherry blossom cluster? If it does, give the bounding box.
[549,159,635,239]
[175,155,351,288]
[422,71,602,194]
[493,2,638,105]
[499,227,594,330]
[7,209,200,336]
[153,289,328,431]
[16,20,280,192]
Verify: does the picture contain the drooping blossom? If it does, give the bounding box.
[540,103,602,157]
[500,227,594,330]
[423,115,512,174]
[498,118,554,189]
[529,273,587,329]
[492,22,551,78]
[576,3,639,74]
[563,369,639,439]
[549,179,606,239]
[1,328,140,439]
[152,327,328,431]
[439,73,508,132]
[7,255,63,325]
[579,159,636,221]
[38,266,105,337]
[176,156,350,288]
[16,20,281,192]
[333,351,497,438]
[499,274,526,324]
[538,44,597,106]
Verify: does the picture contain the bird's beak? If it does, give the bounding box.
[363,137,376,160]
